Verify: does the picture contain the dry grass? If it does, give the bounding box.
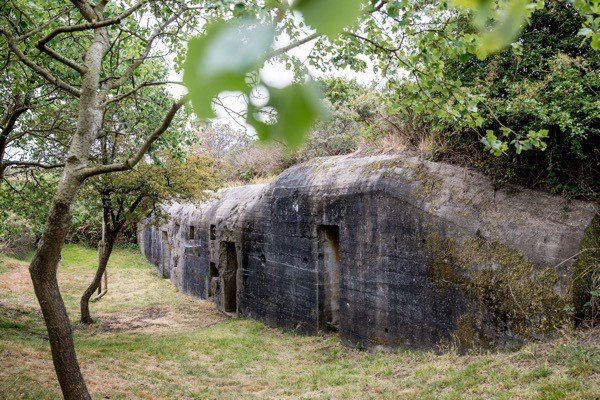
[225,174,278,188]
[0,245,599,399]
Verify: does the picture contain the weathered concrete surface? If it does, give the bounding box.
[139,154,598,351]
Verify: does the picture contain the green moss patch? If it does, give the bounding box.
[571,214,600,324]
[426,235,571,349]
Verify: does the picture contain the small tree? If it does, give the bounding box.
[79,153,220,324]
[0,1,219,397]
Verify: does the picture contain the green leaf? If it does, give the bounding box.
[233,3,246,17]
[183,19,275,119]
[248,83,327,147]
[387,1,402,17]
[293,0,363,38]
[463,0,530,59]
[591,34,600,50]
[500,126,512,137]
[514,141,522,154]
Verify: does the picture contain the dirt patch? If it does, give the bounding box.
[88,302,225,334]
[0,260,32,294]
[97,306,171,333]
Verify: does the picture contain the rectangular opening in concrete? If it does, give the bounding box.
[317,225,340,331]
[210,261,218,278]
[210,224,216,240]
[161,230,170,279]
[208,261,219,298]
[221,241,238,313]
[189,225,195,240]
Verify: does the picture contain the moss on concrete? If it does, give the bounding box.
[362,158,406,178]
[453,313,495,351]
[571,214,600,323]
[426,234,571,349]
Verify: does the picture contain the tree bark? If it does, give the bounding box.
[29,174,91,400]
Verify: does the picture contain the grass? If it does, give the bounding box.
[0,245,599,399]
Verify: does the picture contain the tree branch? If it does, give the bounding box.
[101,81,184,106]
[38,1,149,47]
[77,96,187,180]
[70,0,98,22]
[0,28,81,97]
[1,103,30,138]
[36,42,87,74]
[16,10,66,41]
[269,32,321,58]
[102,10,182,92]
[94,0,110,13]
[2,160,65,169]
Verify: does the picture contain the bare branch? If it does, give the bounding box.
[269,32,321,58]
[77,97,187,180]
[102,81,184,106]
[2,160,65,169]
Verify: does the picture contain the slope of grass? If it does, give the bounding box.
[0,245,598,399]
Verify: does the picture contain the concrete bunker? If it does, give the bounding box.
[139,154,598,351]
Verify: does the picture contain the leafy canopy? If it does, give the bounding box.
[184,0,598,152]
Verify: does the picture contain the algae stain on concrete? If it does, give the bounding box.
[426,234,571,350]
[571,215,600,323]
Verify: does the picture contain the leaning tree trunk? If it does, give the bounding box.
[80,218,118,324]
[29,174,91,400]
[27,25,110,400]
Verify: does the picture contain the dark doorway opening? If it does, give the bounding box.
[317,225,341,331]
[189,225,195,240]
[221,241,239,313]
[208,261,219,298]
[210,262,218,278]
[208,261,220,298]
[161,230,171,279]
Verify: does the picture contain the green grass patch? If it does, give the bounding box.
[0,244,598,399]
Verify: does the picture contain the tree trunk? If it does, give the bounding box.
[29,174,91,400]
[27,25,110,400]
[80,234,115,324]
